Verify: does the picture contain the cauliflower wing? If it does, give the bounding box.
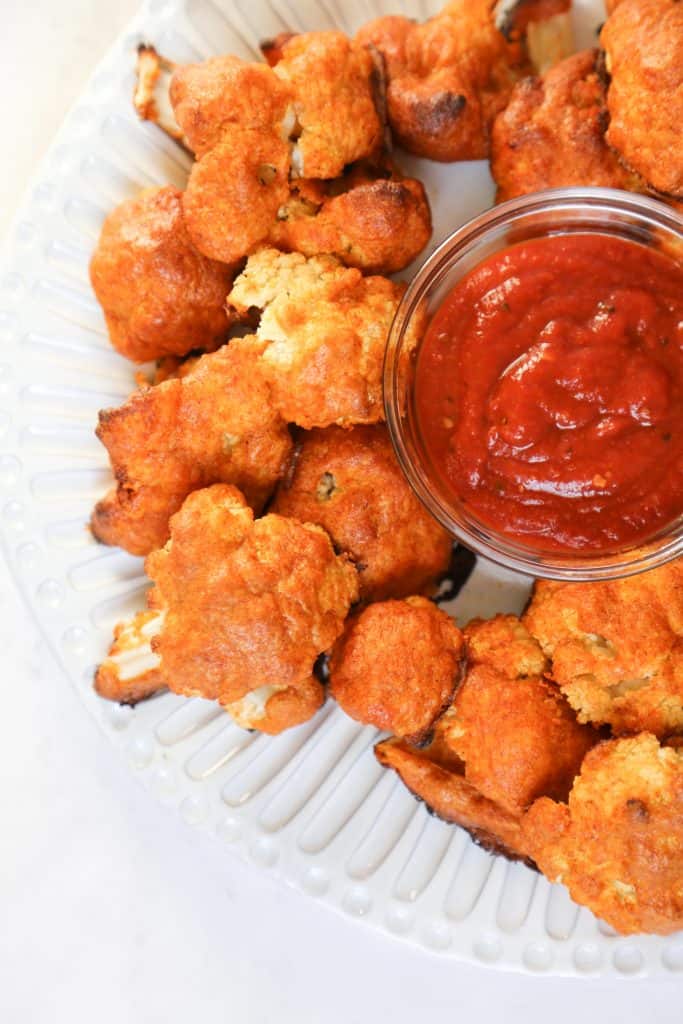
[523,561,683,737]
[491,49,642,203]
[446,616,598,816]
[523,734,683,935]
[227,248,421,429]
[329,597,465,743]
[272,424,452,601]
[372,610,597,862]
[602,0,683,198]
[356,0,570,162]
[94,604,325,733]
[89,186,234,363]
[145,484,359,709]
[169,38,388,263]
[137,44,429,272]
[91,336,293,556]
[169,54,294,158]
[182,128,291,264]
[168,54,295,263]
[269,160,431,275]
[264,31,383,179]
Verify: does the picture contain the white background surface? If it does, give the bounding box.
[1,2,681,1021]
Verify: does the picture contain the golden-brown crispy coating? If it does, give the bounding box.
[94,609,166,705]
[183,130,291,265]
[446,616,598,816]
[227,248,420,429]
[356,14,484,162]
[523,562,683,737]
[272,425,452,601]
[464,612,547,678]
[89,186,233,364]
[356,1,531,162]
[91,336,292,556]
[329,597,465,742]
[169,54,294,159]
[146,484,359,707]
[491,49,642,203]
[523,734,683,935]
[266,32,383,179]
[167,55,294,263]
[602,0,683,198]
[269,161,432,275]
[375,736,530,861]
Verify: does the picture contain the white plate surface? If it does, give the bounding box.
[1,0,681,978]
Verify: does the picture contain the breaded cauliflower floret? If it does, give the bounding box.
[445,616,598,816]
[491,49,642,203]
[94,605,325,734]
[183,129,291,265]
[375,736,530,862]
[169,40,388,264]
[91,336,293,556]
[372,611,597,862]
[523,563,683,737]
[146,484,359,716]
[140,46,430,273]
[269,162,432,275]
[356,3,517,162]
[89,186,234,363]
[169,55,294,158]
[169,55,294,264]
[228,248,420,429]
[602,0,683,198]
[273,425,452,601]
[356,0,570,162]
[94,609,166,705]
[523,735,683,935]
[265,31,383,180]
[329,597,465,743]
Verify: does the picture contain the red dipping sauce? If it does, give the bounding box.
[414,234,683,552]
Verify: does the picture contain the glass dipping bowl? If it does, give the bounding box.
[383,188,683,581]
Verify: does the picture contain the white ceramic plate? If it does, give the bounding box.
[1,0,681,978]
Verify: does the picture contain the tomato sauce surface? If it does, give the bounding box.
[414,233,683,551]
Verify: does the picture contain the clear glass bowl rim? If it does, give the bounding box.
[383,187,683,581]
